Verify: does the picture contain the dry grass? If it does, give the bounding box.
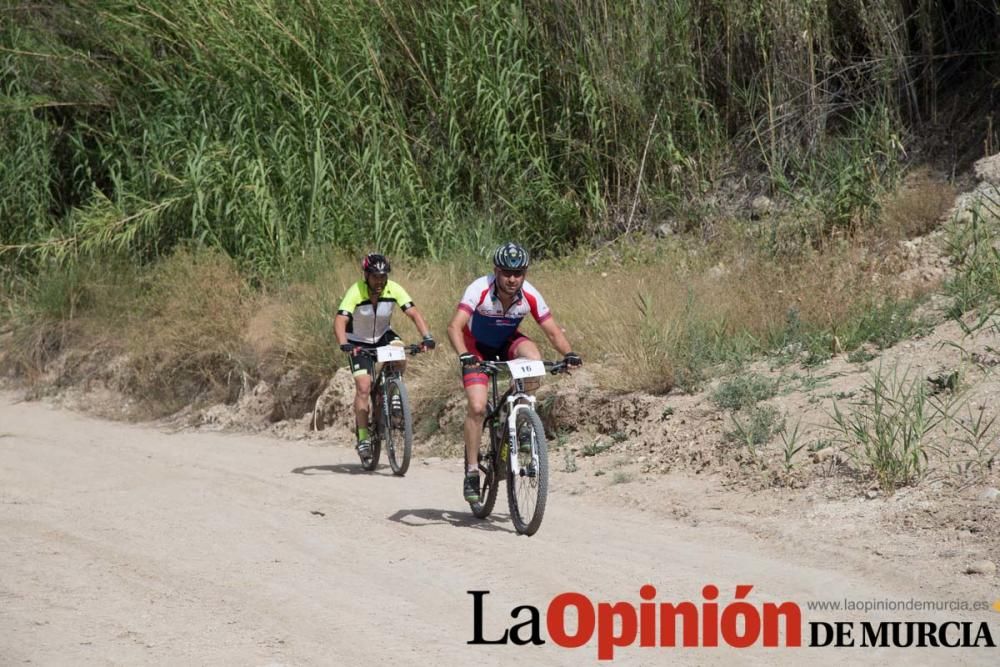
[2,249,257,413]
[877,169,957,242]
[276,254,357,379]
[533,232,917,392]
[189,209,942,403]
[2,172,958,411]
[268,221,920,401]
[0,257,142,379]
[121,248,256,411]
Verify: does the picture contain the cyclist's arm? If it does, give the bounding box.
[403,305,431,338]
[334,313,351,346]
[335,283,364,347]
[446,307,472,355]
[537,315,572,356]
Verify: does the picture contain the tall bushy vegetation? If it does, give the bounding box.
[2,0,997,272]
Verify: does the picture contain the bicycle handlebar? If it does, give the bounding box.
[354,343,424,358]
[544,360,570,374]
[474,359,570,375]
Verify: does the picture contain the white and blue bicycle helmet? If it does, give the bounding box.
[493,242,530,271]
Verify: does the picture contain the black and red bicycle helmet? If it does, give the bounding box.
[362,253,391,274]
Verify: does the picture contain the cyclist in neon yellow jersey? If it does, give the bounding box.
[334,253,435,461]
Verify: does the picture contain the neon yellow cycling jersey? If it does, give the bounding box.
[337,279,414,344]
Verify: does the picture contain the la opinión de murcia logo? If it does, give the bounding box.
[470,585,801,659]
[468,586,996,660]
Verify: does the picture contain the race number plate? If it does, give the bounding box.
[376,345,406,362]
[507,359,546,379]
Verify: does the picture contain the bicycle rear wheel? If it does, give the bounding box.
[384,377,413,476]
[470,409,501,519]
[507,408,548,536]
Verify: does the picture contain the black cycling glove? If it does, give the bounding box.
[422,334,437,350]
[564,351,583,367]
[458,352,477,368]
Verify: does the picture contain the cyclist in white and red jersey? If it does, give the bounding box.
[335,253,435,462]
[446,242,582,502]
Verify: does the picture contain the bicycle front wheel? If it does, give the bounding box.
[385,377,413,476]
[507,408,548,536]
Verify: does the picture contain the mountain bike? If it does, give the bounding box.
[356,343,422,475]
[469,358,568,536]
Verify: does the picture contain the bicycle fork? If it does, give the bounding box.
[504,392,537,476]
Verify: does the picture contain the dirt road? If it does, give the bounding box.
[1,392,995,665]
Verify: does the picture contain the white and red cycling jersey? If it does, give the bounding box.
[457,274,552,351]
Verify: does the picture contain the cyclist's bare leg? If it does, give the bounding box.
[353,373,372,434]
[463,383,488,468]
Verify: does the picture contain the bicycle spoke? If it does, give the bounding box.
[507,409,548,535]
[385,377,412,476]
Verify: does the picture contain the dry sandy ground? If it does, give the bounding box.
[2,392,998,666]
